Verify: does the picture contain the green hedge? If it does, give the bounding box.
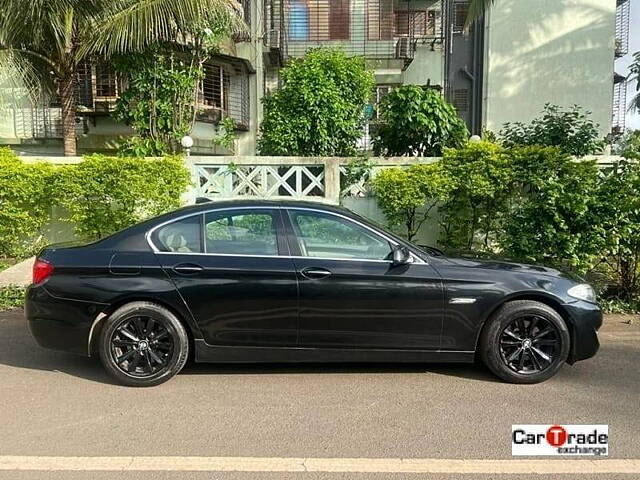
[54,155,190,240]
[0,148,54,258]
[0,149,191,257]
[370,141,640,307]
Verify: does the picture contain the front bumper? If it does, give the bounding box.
[25,284,106,356]
[563,300,602,363]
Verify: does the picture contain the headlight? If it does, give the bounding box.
[567,283,596,303]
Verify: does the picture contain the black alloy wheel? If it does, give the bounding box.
[479,300,570,384]
[499,315,561,374]
[99,302,189,387]
[110,315,175,377]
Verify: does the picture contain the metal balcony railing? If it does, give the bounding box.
[265,0,444,62]
[615,0,630,58]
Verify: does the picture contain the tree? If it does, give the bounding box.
[372,86,468,157]
[258,48,374,156]
[0,0,242,156]
[465,0,494,29]
[629,51,640,114]
[500,104,604,157]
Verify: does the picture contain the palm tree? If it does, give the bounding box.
[464,0,494,30]
[628,51,640,113]
[0,0,243,156]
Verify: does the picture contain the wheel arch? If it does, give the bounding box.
[474,292,576,363]
[88,296,199,359]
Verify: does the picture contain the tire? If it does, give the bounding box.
[479,300,570,384]
[98,301,189,387]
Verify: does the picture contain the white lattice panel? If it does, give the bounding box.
[195,164,325,199]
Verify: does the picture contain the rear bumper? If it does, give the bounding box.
[564,300,602,363]
[25,284,106,356]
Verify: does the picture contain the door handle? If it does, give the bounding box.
[173,263,204,275]
[300,267,332,280]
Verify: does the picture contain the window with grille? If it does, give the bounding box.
[453,1,469,33]
[288,0,350,41]
[198,63,250,130]
[395,10,436,37]
[367,0,394,40]
[201,64,229,111]
[95,63,118,98]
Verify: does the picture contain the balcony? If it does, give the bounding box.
[268,0,444,64]
[615,0,630,58]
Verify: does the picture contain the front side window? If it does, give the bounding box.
[154,216,203,253]
[205,210,278,256]
[289,210,392,260]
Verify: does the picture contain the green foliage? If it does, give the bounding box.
[258,48,375,156]
[370,163,454,241]
[55,155,191,240]
[500,104,604,157]
[439,141,512,250]
[372,86,468,157]
[613,130,640,160]
[340,156,374,195]
[593,159,640,297]
[0,285,25,311]
[629,51,640,114]
[502,146,601,272]
[0,147,54,258]
[213,117,238,152]
[113,52,202,157]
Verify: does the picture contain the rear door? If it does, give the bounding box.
[151,208,299,347]
[283,208,444,350]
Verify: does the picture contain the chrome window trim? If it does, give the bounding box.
[145,205,425,264]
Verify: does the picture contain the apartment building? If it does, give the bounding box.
[0,0,630,155]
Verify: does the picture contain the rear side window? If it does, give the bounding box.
[205,210,278,256]
[154,215,203,253]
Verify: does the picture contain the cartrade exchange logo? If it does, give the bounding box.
[512,425,608,456]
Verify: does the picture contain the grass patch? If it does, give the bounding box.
[0,285,25,311]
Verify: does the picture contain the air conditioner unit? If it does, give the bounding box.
[267,29,281,49]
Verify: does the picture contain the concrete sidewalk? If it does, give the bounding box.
[0,257,34,287]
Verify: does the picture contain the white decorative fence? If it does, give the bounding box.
[188,156,439,204]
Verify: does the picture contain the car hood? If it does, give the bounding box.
[440,255,582,282]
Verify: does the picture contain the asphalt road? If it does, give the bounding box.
[0,309,638,479]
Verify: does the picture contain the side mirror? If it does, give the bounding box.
[392,246,413,266]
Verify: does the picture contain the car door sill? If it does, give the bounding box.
[194,339,474,363]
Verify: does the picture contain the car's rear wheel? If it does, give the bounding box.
[99,302,189,387]
[479,300,570,384]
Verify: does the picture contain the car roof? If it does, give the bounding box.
[167,198,354,217]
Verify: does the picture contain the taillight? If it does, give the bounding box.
[33,259,54,284]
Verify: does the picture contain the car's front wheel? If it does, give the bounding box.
[99,301,189,387]
[479,300,570,384]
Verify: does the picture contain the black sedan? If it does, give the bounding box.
[25,200,601,386]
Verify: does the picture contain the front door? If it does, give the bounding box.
[284,208,444,350]
[152,208,298,347]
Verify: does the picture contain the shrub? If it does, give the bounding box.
[500,104,604,157]
[0,147,55,258]
[593,159,640,297]
[372,86,468,157]
[55,155,191,240]
[258,48,375,156]
[613,129,640,160]
[438,141,512,250]
[0,285,25,311]
[370,163,453,241]
[502,146,602,272]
